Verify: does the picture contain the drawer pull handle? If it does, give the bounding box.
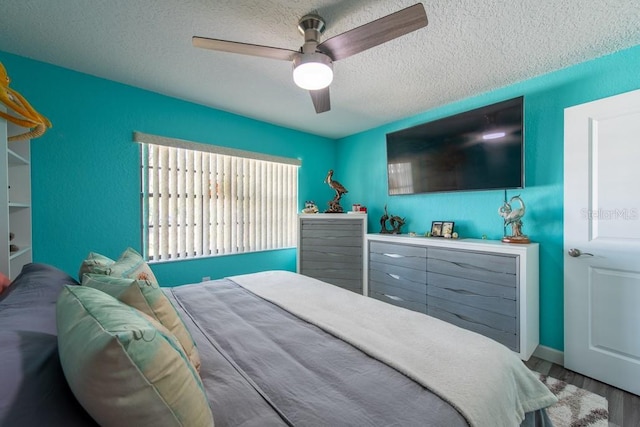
[452,312,493,329]
[384,294,403,302]
[383,253,403,258]
[443,287,478,296]
[449,261,500,274]
[387,273,401,280]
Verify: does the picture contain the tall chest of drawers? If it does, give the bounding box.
[366,234,539,360]
[297,214,367,294]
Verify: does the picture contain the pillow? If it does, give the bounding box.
[56,286,214,427]
[77,252,115,281]
[83,273,201,372]
[86,247,158,285]
[0,263,80,313]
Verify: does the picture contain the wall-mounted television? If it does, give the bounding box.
[386,96,524,195]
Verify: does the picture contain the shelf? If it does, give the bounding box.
[9,246,31,261]
[8,148,29,165]
[8,202,30,209]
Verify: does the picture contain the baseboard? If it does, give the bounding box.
[533,345,564,366]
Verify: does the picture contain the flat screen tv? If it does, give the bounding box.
[386,96,524,195]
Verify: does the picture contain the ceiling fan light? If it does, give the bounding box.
[293,53,333,90]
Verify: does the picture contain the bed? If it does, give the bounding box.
[1,262,557,426]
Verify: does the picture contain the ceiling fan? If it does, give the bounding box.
[192,3,428,114]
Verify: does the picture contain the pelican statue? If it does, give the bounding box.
[325,170,348,198]
[324,169,348,213]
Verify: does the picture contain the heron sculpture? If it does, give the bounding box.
[498,195,530,243]
[324,169,348,213]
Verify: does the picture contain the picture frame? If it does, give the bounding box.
[442,221,455,237]
[431,221,443,237]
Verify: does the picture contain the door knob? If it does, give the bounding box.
[568,248,594,257]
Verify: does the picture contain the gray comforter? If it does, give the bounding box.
[165,277,554,427]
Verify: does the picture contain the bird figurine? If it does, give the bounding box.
[324,169,348,213]
[498,195,530,243]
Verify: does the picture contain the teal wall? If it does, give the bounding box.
[335,44,640,351]
[0,51,336,285]
[3,43,640,351]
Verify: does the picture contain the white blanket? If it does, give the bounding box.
[230,270,557,427]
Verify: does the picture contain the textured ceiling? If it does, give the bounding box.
[1,0,639,139]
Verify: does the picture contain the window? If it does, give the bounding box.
[135,132,299,262]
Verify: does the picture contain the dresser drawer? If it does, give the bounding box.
[369,273,427,305]
[428,296,516,334]
[301,245,362,266]
[370,241,427,258]
[301,263,361,280]
[369,290,427,314]
[428,306,518,351]
[427,272,517,316]
[369,261,427,285]
[428,272,516,299]
[369,242,426,270]
[301,235,363,248]
[301,219,363,239]
[427,248,518,287]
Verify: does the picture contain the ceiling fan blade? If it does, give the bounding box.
[318,3,428,61]
[310,87,331,114]
[192,36,298,61]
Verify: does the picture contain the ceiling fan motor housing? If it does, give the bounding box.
[298,14,326,54]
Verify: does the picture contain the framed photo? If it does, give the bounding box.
[442,221,455,237]
[431,221,443,237]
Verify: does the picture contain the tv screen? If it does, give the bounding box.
[386,96,524,195]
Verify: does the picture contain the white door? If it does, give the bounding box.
[564,88,640,395]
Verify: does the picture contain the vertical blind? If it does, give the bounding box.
[135,132,300,262]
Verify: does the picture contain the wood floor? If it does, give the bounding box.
[525,356,640,427]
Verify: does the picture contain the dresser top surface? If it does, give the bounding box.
[366,233,538,255]
[299,213,367,220]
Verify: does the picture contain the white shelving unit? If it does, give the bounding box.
[1,111,32,280]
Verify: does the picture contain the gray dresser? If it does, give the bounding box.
[297,214,367,294]
[366,234,539,360]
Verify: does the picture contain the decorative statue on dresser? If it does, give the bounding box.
[389,215,406,234]
[498,195,530,243]
[379,205,390,233]
[324,169,348,213]
[379,205,405,234]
